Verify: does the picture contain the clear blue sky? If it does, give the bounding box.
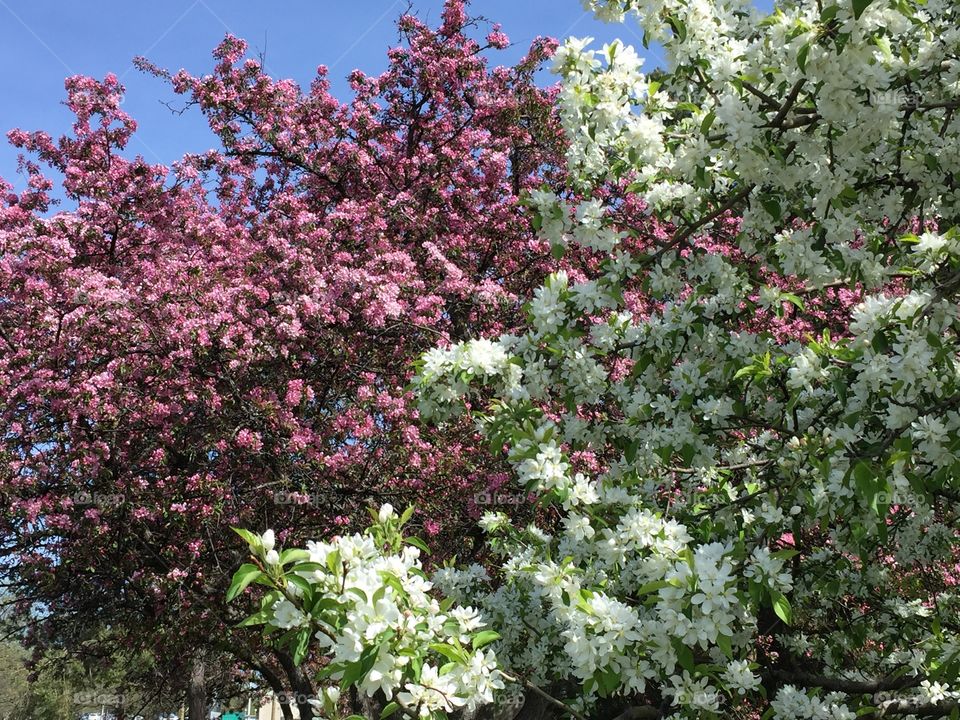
[0,1,658,186]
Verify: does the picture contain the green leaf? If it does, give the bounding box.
[318,662,348,680]
[231,527,260,550]
[596,667,620,696]
[668,15,687,42]
[771,549,800,561]
[280,548,310,565]
[286,574,313,598]
[471,630,501,649]
[311,596,346,614]
[404,536,431,554]
[380,703,400,720]
[380,572,407,598]
[226,563,263,603]
[780,293,805,311]
[575,587,596,615]
[717,632,733,659]
[347,587,368,603]
[292,627,311,665]
[340,645,381,690]
[700,110,717,135]
[260,589,282,610]
[797,43,811,73]
[675,641,695,671]
[235,609,271,627]
[853,460,879,508]
[771,590,793,625]
[820,3,840,22]
[430,642,469,664]
[871,331,889,353]
[852,0,875,19]
[635,580,670,596]
[761,197,782,220]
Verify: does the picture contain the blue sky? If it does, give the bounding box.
[0,1,656,186]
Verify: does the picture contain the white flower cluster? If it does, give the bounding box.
[413,0,960,715]
[771,685,855,720]
[232,509,504,718]
[415,337,521,418]
[553,38,663,179]
[430,456,788,713]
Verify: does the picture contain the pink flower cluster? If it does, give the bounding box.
[0,0,562,682]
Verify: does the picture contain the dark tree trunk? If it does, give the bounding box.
[252,660,295,720]
[514,691,553,720]
[186,655,207,720]
[228,645,298,720]
[350,685,361,717]
[361,690,389,720]
[275,649,317,720]
[274,691,295,720]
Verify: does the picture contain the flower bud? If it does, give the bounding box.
[261,529,276,553]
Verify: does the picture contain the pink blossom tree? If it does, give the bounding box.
[0,3,565,717]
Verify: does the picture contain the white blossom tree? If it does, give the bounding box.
[231,0,960,718]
